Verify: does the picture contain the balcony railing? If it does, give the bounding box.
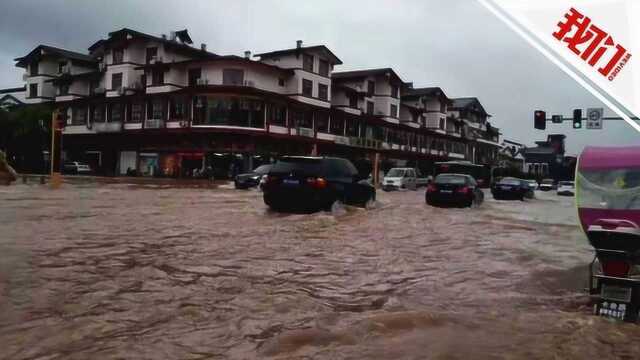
[145,119,165,129]
[93,121,122,133]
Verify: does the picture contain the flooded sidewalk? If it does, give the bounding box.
[1,182,639,359]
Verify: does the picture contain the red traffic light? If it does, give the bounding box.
[534,110,546,130]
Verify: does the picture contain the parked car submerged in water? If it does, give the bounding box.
[263,156,376,212]
[556,181,575,196]
[382,168,417,191]
[491,177,533,200]
[234,164,272,189]
[539,178,555,191]
[425,173,484,208]
[63,162,92,175]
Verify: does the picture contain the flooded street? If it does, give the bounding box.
[2,180,640,359]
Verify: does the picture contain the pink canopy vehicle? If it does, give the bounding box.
[577,146,640,322]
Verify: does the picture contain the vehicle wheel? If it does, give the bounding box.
[234,181,241,189]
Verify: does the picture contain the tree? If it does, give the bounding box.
[0,104,52,173]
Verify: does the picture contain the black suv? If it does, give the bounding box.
[263,156,376,212]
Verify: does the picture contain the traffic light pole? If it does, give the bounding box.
[545,116,639,122]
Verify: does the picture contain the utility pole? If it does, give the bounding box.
[50,110,62,188]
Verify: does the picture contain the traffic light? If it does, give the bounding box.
[573,109,582,129]
[534,110,546,130]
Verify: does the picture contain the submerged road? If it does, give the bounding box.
[1,180,639,359]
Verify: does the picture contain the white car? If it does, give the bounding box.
[539,178,555,191]
[557,181,575,196]
[63,161,92,175]
[382,168,417,191]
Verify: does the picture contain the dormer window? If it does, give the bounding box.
[303,54,314,72]
[112,48,124,64]
[58,61,68,74]
[367,80,375,96]
[319,59,329,77]
[146,47,158,64]
[188,68,201,86]
[29,83,38,98]
[151,70,164,86]
[391,84,399,98]
[29,62,38,76]
[112,73,123,90]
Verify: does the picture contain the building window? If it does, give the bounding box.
[348,94,357,108]
[318,83,328,101]
[267,103,287,126]
[149,98,166,120]
[188,68,201,86]
[146,47,158,64]
[109,103,124,122]
[72,107,87,125]
[346,119,360,137]
[302,79,313,97]
[319,59,329,77]
[29,62,38,76]
[289,107,313,129]
[129,102,144,123]
[112,73,123,90]
[315,112,329,133]
[169,96,190,120]
[278,78,285,87]
[390,104,398,118]
[303,54,314,72]
[330,115,344,135]
[391,84,399,98]
[367,80,375,96]
[91,105,104,123]
[192,96,265,128]
[58,61,67,74]
[440,101,446,113]
[112,48,124,64]
[29,83,37,98]
[222,69,244,85]
[59,83,69,96]
[151,70,164,86]
[439,118,445,130]
[366,101,374,115]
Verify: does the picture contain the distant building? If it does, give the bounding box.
[522,134,566,179]
[498,139,525,172]
[0,86,26,110]
[9,27,502,177]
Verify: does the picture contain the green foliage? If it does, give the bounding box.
[0,104,52,173]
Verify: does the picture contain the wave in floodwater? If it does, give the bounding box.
[0,182,639,359]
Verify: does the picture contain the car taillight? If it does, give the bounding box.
[306,177,327,189]
[456,186,470,194]
[265,175,278,185]
[601,260,631,277]
[427,184,437,193]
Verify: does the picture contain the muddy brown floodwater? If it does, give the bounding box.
[2,180,640,359]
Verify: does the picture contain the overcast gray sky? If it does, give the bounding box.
[1,0,638,154]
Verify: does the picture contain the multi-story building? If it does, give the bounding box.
[9,27,500,178]
[447,97,501,165]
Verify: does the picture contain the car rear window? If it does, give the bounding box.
[271,158,324,176]
[499,178,521,186]
[387,169,406,177]
[435,174,466,185]
[253,165,271,174]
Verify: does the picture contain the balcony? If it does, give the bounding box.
[93,121,122,133]
[145,119,165,129]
